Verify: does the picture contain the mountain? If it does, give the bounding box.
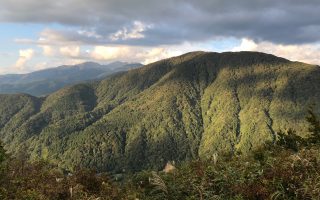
[0,51,319,172]
[0,61,142,96]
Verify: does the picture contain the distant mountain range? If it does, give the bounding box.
[0,51,319,172]
[0,61,142,96]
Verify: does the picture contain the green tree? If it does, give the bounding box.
[306,106,320,144]
[0,140,8,199]
[276,129,304,151]
[0,141,5,164]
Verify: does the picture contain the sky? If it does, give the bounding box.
[1,0,320,74]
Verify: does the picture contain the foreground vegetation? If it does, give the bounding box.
[0,139,319,199]
[0,109,319,200]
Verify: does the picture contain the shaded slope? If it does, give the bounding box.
[0,51,319,172]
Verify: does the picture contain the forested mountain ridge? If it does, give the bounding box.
[0,61,142,96]
[0,51,319,172]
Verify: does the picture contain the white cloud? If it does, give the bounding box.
[89,42,209,64]
[59,46,80,57]
[232,38,320,65]
[41,45,55,56]
[39,29,68,45]
[15,29,76,46]
[137,48,182,64]
[110,21,153,41]
[7,35,320,75]
[232,38,258,52]
[90,45,170,63]
[77,30,102,39]
[90,46,131,60]
[39,44,81,59]
[15,49,34,71]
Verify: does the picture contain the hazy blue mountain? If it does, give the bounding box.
[0,61,142,96]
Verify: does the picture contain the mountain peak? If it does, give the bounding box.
[76,61,101,67]
[0,51,319,172]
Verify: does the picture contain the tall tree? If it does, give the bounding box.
[306,106,320,144]
[0,140,6,164]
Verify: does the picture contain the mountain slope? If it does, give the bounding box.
[0,62,142,96]
[0,51,319,172]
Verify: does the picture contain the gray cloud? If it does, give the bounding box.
[2,0,320,45]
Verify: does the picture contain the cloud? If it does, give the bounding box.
[59,46,80,57]
[41,45,55,56]
[232,39,258,52]
[88,39,320,65]
[15,49,34,70]
[4,37,320,75]
[233,38,320,65]
[89,41,212,64]
[3,0,320,74]
[90,46,131,60]
[3,0,320,46]
[110,21,153,41]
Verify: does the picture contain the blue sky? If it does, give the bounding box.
[1,0,320,74]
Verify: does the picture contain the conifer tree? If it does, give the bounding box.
[0,140,6,164]
[306,106,320,144]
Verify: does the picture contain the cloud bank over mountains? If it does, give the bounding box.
[1,0,320,73]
